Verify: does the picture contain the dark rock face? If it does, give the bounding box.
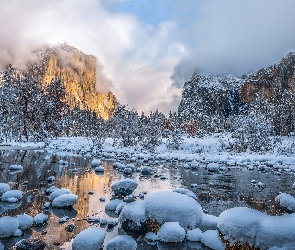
[16,239,46,250]
[178,53,295,135]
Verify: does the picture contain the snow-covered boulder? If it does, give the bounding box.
[125,164,135,171]
[91,159,102,167]
[14,229,22,237]
[145,191,203,228]
[1,190,23,202]
[145,232,158,241]
[201,230,225,250]
[157,222,186,243]
[275,193,295,211]
[16,214,33,230]
[106,235,137,250]
[33,213,48,226]
[9,165,23,171]
[105,199,123,211]
[111,178,138,196]
[217,207,295,249]
[94,166,104,172]
[201,213,218,229]
[173,188,197,200]
[0,183,10,195]
[187,228,202,241]
[52,194,78,208]
[115,202,126,215]
[72,228,106,250]
[141,166,152,175]
[119,200,146,227]
[207,163,219,172]
[0,216,19,238]
[49,188,71,200]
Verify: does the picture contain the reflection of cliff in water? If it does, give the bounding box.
[0,150,295,249]
[0,150,115,249]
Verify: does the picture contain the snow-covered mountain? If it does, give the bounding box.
[178,53,295,135]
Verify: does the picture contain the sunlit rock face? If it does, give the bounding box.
[30,44,117,119]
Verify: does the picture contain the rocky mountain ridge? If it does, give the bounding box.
[178,53,295,135]
[28,44,117,119]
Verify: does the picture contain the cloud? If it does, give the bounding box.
[171,0,295,88]
[1,0,295,114]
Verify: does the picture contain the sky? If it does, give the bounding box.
[1,0,295,114]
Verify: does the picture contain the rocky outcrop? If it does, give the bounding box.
[30,44,117,119]
[241,52,295,102]
[178,53,295,135]
[179,53,295,117]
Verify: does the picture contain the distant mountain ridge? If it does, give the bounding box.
[178,53,295,135]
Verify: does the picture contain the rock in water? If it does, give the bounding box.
[106,235,137,250]
[52,194,78,208]
[0,216,19,238]
[72,228,106,250]
[16,239,46,250]
[157,222,186,243]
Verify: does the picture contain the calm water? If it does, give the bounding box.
[0,149,294,249]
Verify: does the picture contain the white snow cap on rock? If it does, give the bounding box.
[187,228,202,242]
[0,183,10,195]
[0,216,19,238]
[106,235,137,250]
[145,191,203,228]
[91,159,102,167]
[9,165,23,171]
[1,190,22,202]
[52,194,78,208]
[157,222,186,243]
[72,228,106,250]
[201,230,225,250]
[119,200,146,225]
[217,207,295,249]
[49,188,72,200]
[145,232,158,241]
[15,214,33,230]
[105,199,124,211]
[111,178,138,191]
[33,213,48,226]
[173,188,197,199]
[275,193,295,211]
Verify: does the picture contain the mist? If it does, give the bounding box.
[1,0,295,114]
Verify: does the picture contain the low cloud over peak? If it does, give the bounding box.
[0,0,295,114]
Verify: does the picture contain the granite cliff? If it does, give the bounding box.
[29,44,117,119]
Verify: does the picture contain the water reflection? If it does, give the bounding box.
[0,150,294,249]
